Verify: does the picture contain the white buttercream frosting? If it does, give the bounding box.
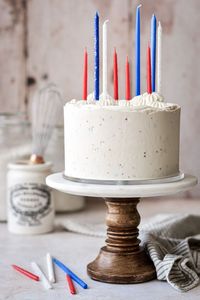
[87,92,96,104]
[131,92,176,109]
[68,92,178,111]
[64,99,180,181]
[87,92,116,106]
[99,93,116,106]
[117,100,130,107]
[133,92,164,103]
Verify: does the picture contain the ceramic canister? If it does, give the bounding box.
[7,161,54,234]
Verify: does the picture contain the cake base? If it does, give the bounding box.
[63,172,184,185]
[87,198,156,283]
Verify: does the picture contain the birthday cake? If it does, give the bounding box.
[64,11,181,183]
[64,93,180,182]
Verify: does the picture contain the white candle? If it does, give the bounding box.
[102,20,109,98]
[46,253,55,283]
[31,262,53,290]
[157,21,162,94]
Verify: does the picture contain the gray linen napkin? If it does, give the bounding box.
[141,214,200,292]
[57,214,200,292]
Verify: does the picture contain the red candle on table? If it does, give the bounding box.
[125,56,131,100]
[82,48,88,100]
[12,264,39,282]
[66,274,76,295]
[147,44,152,94]
[113,48,118,100]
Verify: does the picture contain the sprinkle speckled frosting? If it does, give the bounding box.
[64,95,180,182]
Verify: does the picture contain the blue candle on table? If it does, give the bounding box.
[135,5,141,96]
[94,12,99,100]
[151,14,157,92]
[53,258,88,289]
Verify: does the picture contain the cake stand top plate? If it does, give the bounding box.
[46,172,197,198]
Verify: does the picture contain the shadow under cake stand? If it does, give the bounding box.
[46,173,197,284]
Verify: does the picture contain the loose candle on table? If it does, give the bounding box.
[135,4,141,96]
[147,44,152,94]
[113,48,118,100]
[31,262,52,290]
[94,12,99,100]
[12,264,39,282]
[66,274,76,295]
[125,56,131,100]
[151,14,157,92]
[157,21,162,94]
[102,20,109,99]
[53,257,88,289]
[82,48,88,100]
[46,253,55,283]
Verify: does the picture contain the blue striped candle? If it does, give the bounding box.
[94,12,99,100]
[151,14,157,92]
[135,5,141,96]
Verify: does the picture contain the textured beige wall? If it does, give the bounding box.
[0,0,199,196]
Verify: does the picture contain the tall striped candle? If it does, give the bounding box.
[147,44,152,94]
[94,12,99,100]
[113,48,118,100]
[102,20,109,98]
[151,14,157,92]
[135,4,141,96]
[82,48,88,100]
[126,56,131,100]
[157,21,162,94]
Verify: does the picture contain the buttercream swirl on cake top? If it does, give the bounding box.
[68,91,178,111]
[99,93,116,106]
[87,92,96,104]
[118,100,131,107]
[87,92,116,106]
[130,92,176,109]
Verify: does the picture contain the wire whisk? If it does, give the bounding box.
[30,83,63,164]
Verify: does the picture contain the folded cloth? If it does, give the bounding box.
[57,213,200,292]
[142,214,200,292]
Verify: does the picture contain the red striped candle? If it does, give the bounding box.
[82,48,88,100]
[147,44,152,94]
[113,48,118,100]
[125,56,131,100]
[66,274,76,294]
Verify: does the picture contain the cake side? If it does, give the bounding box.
[64,99,180,181]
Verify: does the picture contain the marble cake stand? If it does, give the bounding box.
[46,173,197,284]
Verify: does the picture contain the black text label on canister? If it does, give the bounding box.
[10,183,52,226]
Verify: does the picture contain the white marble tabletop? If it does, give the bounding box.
[1,198,200,300]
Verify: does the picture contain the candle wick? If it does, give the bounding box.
[137,4,142,9]
[152,13,156,19]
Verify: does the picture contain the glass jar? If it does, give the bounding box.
[0,113,31,220]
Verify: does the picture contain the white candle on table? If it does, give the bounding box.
[31,262,52,290]
[102,20,109,98]
[157,21,162,94]
[46,253,55,283]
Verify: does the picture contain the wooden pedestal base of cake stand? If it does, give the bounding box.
[87,197,155,283]
[46,173,197,284]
